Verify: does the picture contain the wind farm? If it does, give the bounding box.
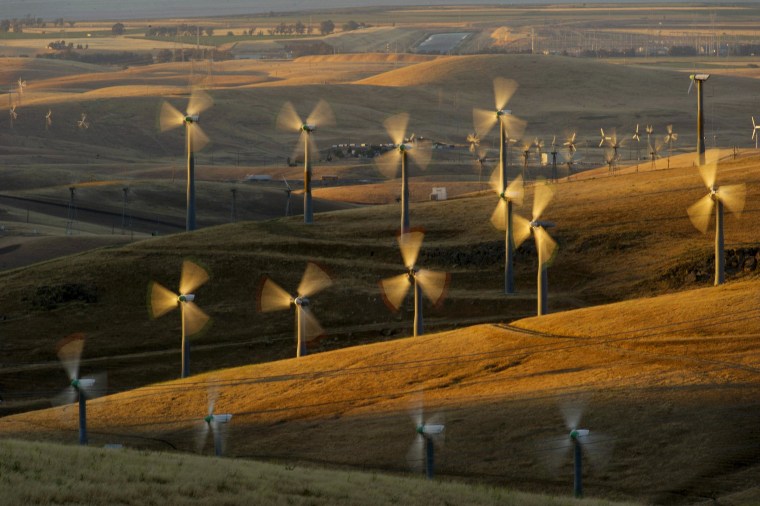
[0,3,759,506]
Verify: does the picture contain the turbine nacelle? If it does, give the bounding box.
[178,293,195,303]
[570,429,590,440]
[496,108,512,117]
[184,114,199,124]
[293,296,310,308]
[301,123,316,133]
[531,220,556,230]
[205,413,232,425]
[71,378,96,390]
[417,424,445,436]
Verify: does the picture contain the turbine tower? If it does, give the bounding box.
[159,89,213,231]
[489,171,524,294]
[408,393,445,480]
[197,387,232,457]
[276,100,335,224]
[688,73,710,165]
[752,117,760,149]
[686,155,746,285]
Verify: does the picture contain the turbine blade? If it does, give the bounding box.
[180,260,210,295]
[500,113,527,141]
[416,269,450,306]
[532,182,554,221]
[473,108,497,138]
[187,89,213,117]
[398,230,425,269]
[535,227,558,268]
[52,386,77,406]
[379,274,411,311]
[195,420,210,454]
[56,333,85,382]
[512,213,532,249]
[159,101,184,132]
[687,193,715,234]
[718,183,746,215]
[408,390,424,428]
[560,401,585,431]
[407,434,425,473]
[582,431,615,471]
[490,199,507,230]
[297,262,332,298]
[306,99,335,127]
[488,166,501,194]
[183,302,211,337]
[207,387,218,416]
[493,77,518,111]
[374,149,401,179]
[301,307,325,341]
[276,101,303,132]
[257,277,293,312]
[190,124,210,152]
[383,112,409,146]
[148,281,178,319]
[407,141,432,170]
[698,161,718,189]
[504,174,524,206]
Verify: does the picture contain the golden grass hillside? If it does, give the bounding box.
[0,439,635,506]
[2,277,758,504]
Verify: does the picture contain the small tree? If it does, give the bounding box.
[319,20,334,36]
[205,27,214,37]
[342,20,360,32]
[111,22,125,35]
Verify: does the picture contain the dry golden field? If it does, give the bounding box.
[1,9,760,504]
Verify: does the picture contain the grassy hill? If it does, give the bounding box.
[1,277,758,504]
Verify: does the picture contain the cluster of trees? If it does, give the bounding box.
[47,40,88,50]
[0,16,75,33]
[37,51,152,66]
[145,24,215,38]
[154,48,234,63]
[268,21,313,36]
[342,20,369,32]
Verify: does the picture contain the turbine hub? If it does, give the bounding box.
[570,429,590,440]
[178,293,195,303]
[496,108,512,117]
[294,296,309,307]
[204,414,213,424]
[710,186,718,199]
[184,114,199,124]
[301,123,315,133]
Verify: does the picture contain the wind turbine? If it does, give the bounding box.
[54,333,106,446]
[257,262,332,357]
[598,128,612,148]
[276,100,335,224]
[647,138,664,170]
[550,136,558,182]
[664,124,678,168]
[159,89,213,231]
[473,77,527,223]
[17,78,26,104]
[375,113,431,234]
[512,183,557,316]
[563,131,577,156]
[282,176,292,217]
[196,387,232,457]
[379,230,450,336]
[148,259,211,378]
[752,117,760,149]
[45,109,52,130]
[543,403,612,499]
[632,124,641,161]
[489,169,524,294]
[9,104,17,127]
[534,136,545,165]
[686,154,746,286]
[77,113,89,129]
[407,392,445,480]
[689,73,710,165]
[603,148,616,174]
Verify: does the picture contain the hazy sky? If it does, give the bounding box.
[1,0,701,21]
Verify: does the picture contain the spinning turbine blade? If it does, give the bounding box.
[53,386,78,406]
[532,182,554,221]
[407,140,432,170]
[56,333,85,381]
[407,434,425,473]
[504,174,524,206]
[379,274,412,311]
[384,112,409,146]
[159,102,184,132]
[500,114,527,142]
[535,227,558,268]
[488,166,501,194]
[276,101,303,132]
[493,77,518,111]
[409,391,424,428]
[698,161,718,190]
[183,302,211,337]
[190,124,210,152]
[560,401,585,431]
[398,230,425,269]
[79,372,107,400]
[149,282,178,318]
[718,184,746,215]
[374,149,401,179]
[490,199,507,230]
[257,277,293,312]
[687,194,715,234]
[306,99,335,127]
[512,214,532,249]
[473,108,497,138]
[416,269,450,306]
[180,260,209,295]
[195,418,211,453]
[301,307,325,341]
[187,89,213,117]
[297,262,332,298]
